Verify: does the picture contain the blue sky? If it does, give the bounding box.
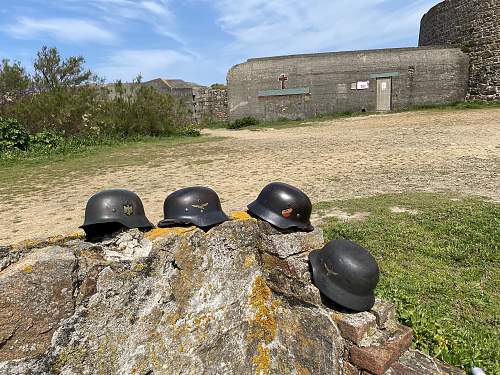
[0,0,441,85]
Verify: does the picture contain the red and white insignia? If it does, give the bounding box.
[281,208,293,218]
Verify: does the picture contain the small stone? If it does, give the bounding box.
[371,298,397,329]
[350,325,413,375]
[343,361,361,375]
[331,312,377,344]
[389,349,466,375]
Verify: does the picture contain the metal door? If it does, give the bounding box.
[376,78,392,111]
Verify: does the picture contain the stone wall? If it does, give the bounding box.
[419,0,500,100]
[227,47,469,122]
[193,88,229,124]
[0,218,464,374]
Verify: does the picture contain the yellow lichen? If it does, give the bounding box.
[230,211,257,221]
[249,276,277,344]
[132,263,145,272]
[145,226,195,239]
[47,235,65,244]
[253,343,271,375]
[294,362,312,375]
[14,239,43,250]
[22,265,33,273]
[193,313,212,330]
[244,254,256,268]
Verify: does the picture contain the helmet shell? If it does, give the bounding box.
[309,239,379,312]
[80,189,153,230]
[158,186,229,229]
[247,182,313,231]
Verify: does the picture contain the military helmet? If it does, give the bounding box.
[309,239,379,312]
[247,182,313,232]
[158,186,229,229]
[80,189,154,232]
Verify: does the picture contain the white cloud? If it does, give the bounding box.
[6,17,116,44]
[141,1,169,16]
[61,0,181,42]
[96,49,193,82]
[208,0,439,59]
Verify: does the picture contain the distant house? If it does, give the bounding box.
[142,78,206,105]
[103,78,205,105]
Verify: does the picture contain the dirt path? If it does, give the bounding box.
[1,109,499,244]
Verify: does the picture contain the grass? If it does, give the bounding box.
[225,100,500,130]
[316,193,499,373]
[0,135,221,201]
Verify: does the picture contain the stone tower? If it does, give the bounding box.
[419,0,500,100]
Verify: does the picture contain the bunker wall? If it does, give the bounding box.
[227,47,469,122]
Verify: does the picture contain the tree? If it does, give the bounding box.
[33,46,100,91]
[0,59,31,103]
[210,83,226,90]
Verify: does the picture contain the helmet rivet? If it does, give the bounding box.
[185,208,189,212]
[112,208,116,212]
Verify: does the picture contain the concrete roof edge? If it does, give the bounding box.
[246,46,464,63]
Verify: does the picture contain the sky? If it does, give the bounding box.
[0,0,442,85]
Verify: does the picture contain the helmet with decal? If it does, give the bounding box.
[309,239,379,312]
[80,189,154,240]
[158,186,229,229]
[247,182,313,232]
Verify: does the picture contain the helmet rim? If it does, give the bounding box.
[158,210,229,229]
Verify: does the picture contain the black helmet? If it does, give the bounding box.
[247,182,313,232]
[158,186,229,229]
[80,189,154,232]
[309,240,379,312]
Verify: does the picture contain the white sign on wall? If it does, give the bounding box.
[356,81,370,90]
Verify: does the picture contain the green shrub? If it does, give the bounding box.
[1,86,101,135]
[178,124,201,137]
[29,130,65,149]
[0,117,29,151]
[97,83,191,137]
[227,116,259,129]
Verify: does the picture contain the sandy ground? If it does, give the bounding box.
[1,109,499,244]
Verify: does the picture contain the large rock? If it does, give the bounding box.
[0,219,464,375]
[0,221,343,374]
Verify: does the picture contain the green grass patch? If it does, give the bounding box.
[0,135,221,200]
[318,193,499,373]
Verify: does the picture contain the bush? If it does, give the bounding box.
[29,130,65,149]
[1,86,101,135]
[227,116,259,129]
[178,124,201,137]
[0,117,29,151]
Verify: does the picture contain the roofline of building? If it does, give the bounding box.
[246,45,463,63]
